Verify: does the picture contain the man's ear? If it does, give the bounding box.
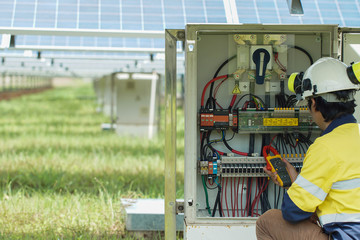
[311,98,317,111]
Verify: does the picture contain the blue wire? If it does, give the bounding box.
[214,177,221,187]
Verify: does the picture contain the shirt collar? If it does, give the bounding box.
[322,114,357,136]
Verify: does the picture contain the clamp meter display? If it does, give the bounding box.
[263,146,292,188]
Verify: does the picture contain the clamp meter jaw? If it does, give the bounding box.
[263,146,292,188]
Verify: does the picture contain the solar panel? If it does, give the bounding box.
[1,0,359,77]
[1,0,359,30]
[234,0,360,26]
[13,34,165,50]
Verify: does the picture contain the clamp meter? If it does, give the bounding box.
[263,146,292,188]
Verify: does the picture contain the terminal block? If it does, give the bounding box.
[199,159,220,177]
[237,108,318,133]
[198,157,303,177]
[199,109,237,131]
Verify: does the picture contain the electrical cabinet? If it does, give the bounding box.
[101,74,115,117]
[115,72,160,139]
[179,24,360,239]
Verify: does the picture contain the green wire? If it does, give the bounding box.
[201,175,212,215]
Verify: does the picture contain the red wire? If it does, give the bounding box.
[245,178,253,217]
[269,134,278,147]
[256,178,266,216]
[276,58,287,72]
[230,178,233,217]
[232,149,248,156]
[221,177,225,217]
[215,101,223,109]
[214,78,227,99]
[217,150,224,156]
[225,177,229,217]
[213,78,228,109]
[229,94,237,109]
[233,177,237,217]
[256,178,264,216]
[274,53,286,71]
[233,177,236,217]
[251,178,258,217]
[201,75,228,107]
[241,177,245,217]
[208,179,214,186]
[236,177,240,217]
[290,140,299,148]
[234,178,240,217]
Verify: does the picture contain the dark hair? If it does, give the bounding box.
[307,90,357,122]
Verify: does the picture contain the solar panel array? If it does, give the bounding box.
[0,0,227,30]
[0,0,359,77]
[14,35,165,49]
[235,0,360,26]
[1,0,359,30]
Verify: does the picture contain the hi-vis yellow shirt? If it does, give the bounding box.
[287,120,360,230]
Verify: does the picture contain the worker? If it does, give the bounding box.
[256,57,360,240]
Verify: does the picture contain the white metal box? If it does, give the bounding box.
[115,72,160,139]
[179,24,360,239]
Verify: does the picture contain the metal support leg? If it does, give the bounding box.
[165,29,182,240]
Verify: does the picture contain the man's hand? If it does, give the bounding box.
[263,158,299,188]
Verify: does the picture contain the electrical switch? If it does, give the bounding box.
[252,48,270,84]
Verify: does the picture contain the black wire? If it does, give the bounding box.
[285,134,294,155]
[222,131,250,156]
[213,55,237,79]
[291,46,314,65]
[205,130,220,157]
[279,134,285,155]
[259,178,269,213]
[200,132,206,160]
[275,94,286,107]
[207,55,237,109]
[281,135,289,154]
[217,186,223,217]
[234,93,266,110]
[286,95,297,108]
[212,186,222,217]
[288,134,297,151]
[223,137,234,153]
[226,131,236,141]
[222,130,234,153]
[275,135,280,152]
[273,183,277,208]
[263,179,271,212]
[297,140,303,155]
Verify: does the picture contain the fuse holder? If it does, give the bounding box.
[200,109,230,130]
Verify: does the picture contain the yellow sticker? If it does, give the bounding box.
[232,84,241,94]
[263,118,298,126]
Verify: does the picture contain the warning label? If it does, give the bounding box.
[232,84,241,94]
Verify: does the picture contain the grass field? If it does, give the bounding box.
[0,82,184,239]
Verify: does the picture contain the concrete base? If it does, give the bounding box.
[121,199,184,231]
[101,123,116,131]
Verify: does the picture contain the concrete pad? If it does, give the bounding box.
[121,199,184,231]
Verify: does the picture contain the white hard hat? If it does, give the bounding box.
[288,57,360,106]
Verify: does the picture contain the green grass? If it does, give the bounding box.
[0,83,184,239]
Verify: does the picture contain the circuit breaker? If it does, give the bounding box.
[178,24,360,239]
